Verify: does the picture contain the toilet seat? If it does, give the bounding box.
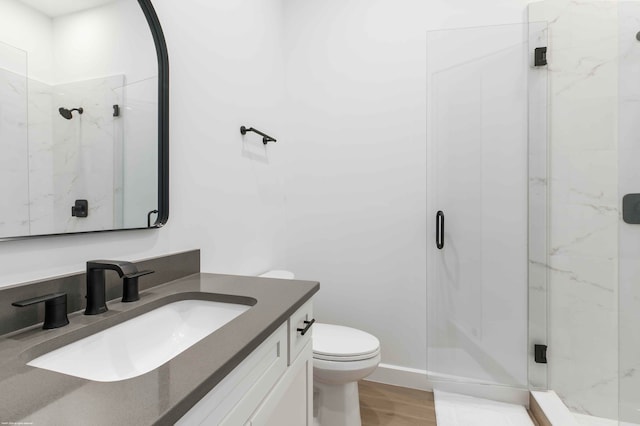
[312,323,380,362]
[313,348,380,362]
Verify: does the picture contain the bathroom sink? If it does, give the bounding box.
[28,300,251,382]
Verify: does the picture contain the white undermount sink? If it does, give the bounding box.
[28,300,251,382]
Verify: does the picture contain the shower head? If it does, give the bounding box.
[58,107,83,120]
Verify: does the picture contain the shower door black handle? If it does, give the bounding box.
[436,210,444,249]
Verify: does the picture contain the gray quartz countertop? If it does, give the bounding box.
[0,273,319,425]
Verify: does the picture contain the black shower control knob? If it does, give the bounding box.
[71,200,89,218]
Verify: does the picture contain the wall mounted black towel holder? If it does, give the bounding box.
[240,126,277,145]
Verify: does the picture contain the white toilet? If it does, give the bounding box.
[259,270,381,426]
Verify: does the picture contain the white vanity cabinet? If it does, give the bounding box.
[176,300,314,426]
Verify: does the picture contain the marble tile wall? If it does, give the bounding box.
[529,0,621,420]
[0,69,124,236]
[0,66,30,238]
[51,75,124,233]
[617,2,640,423]
[27,79,55,235]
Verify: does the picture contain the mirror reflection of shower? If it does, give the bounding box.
[58,107,83,120]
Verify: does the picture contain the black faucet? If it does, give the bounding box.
[85,260,153,315]
[12,293,70,329]
[122,270,154,303]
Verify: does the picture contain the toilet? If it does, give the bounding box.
[259,270,381,426]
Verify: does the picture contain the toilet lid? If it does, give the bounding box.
[312,323,380,361]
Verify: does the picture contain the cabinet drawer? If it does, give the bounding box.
[288,299,313,365]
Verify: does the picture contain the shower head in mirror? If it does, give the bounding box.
[58,107,84,120]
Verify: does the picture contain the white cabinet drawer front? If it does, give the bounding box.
[288,300,313,365]
[176,323,287,426]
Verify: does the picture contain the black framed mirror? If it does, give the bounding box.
[0,0,168,240]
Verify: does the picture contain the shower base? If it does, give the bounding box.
[434,390,534,426]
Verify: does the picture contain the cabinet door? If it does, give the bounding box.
[249,340,313,426]
[177,324,287,425]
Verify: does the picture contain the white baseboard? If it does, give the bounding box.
[364,363,529,406]
[365,363,432,391]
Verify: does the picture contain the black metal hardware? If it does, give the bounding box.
[147,210,159,228]
[12,293,70,329]
[623,194,640,224]
[71,199,89,218]
[297,319,315,336]
[534,344,548,364]
[113,104,120,117]
[534,47,547,66]
[240,126,277,145]
[122,270,154,302]
[85,260,140,315]
[436,210,444,249]
[58,107,83,120]
[138,0,170,228]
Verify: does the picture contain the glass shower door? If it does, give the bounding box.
[426,23,548,390]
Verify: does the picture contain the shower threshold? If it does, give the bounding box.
[531,391,640,426]
[435,390,535,426]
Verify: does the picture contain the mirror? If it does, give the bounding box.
[0,0,168,239]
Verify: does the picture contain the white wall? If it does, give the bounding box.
[1,0,541,386]
[0,0,52,81]
[281,0,537,374]
[0,0,289,286]
[52,0,156,84]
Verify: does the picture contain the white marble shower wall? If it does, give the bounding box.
[0,65,29,238]
[618,2,640,423]
[27,78,55,235]
[51,75,124,233]
[529,0,629,421]
[0,61,123,236]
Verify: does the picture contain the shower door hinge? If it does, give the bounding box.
[534,344,548,364]
[534,47,548,66]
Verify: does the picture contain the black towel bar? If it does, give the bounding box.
[240,126,277,145]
